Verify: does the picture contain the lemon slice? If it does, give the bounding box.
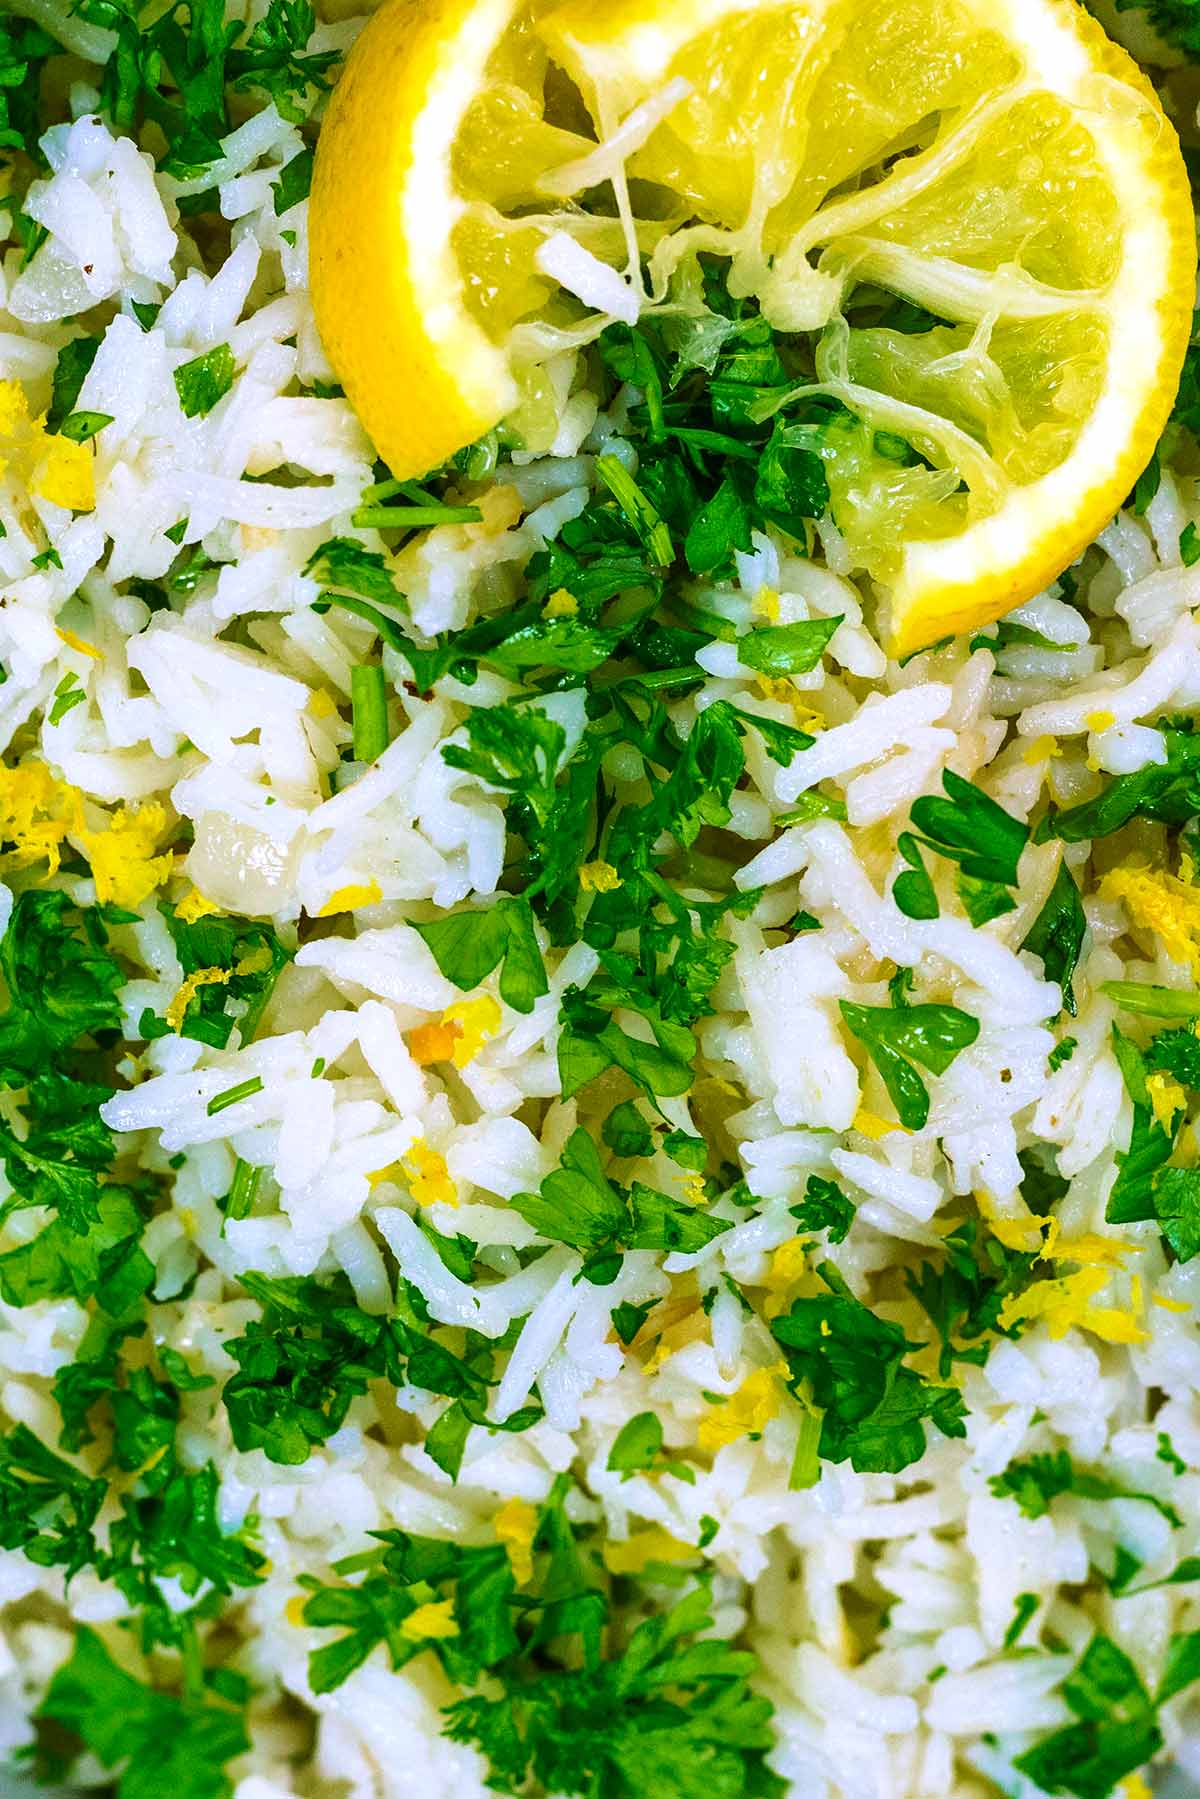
[309,0,1195,655]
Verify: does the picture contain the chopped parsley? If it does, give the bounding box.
[174,344,237,418]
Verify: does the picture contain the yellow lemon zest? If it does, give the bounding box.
[400,1598,459,1641]
[367,1162,401,1188]
[579,860,621,893]
[409,1019,462,1066]
[602,1528,696,1576]
[1153,1291,1190,1312]
[988,1213,1045,1254]
[679,1173,708,1207]
[442,994,502,1068]
[317,879,383,917]
[1087,709,1117,733]
[403,1139,457,1208]
[0,762,84,876]
[763,1237,808,1320]
[33,434,95,512]
[697,1364,786,1453]
[543,587,577,618]
[853,1107,909,1139]
[1100,862,1200,976]
[177,887,222,924]
[166,966,231,1033]
[1041,1231,1139,1268]
[494,1497,538,1585]
[285,1594,308,1627]
[790,701,826,734]
[1118,1775,1153,1799]
[756,675,793,704]
[56,627,102,660]
[1022,734,1061,765]
[997,1265,1148,1344]
[756,587,781,623]
[308,687,339,719]
[80,803,173,909]
[1147,1070,1188,1134]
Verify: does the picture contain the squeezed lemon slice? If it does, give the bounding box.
[309,0,1195,655]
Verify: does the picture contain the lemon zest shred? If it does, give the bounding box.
[756,587,780,622]
[317,879,383,917]
[1087,709,1116,733]
[1118,1775,1153,1799]
[33,435,95,512]
[442,994,502,1068]
[762,1237,808,1319]
[400,1598,459,1641]
[579,860,621,893]
[1100,862,1200,976]
[403,1139,457,1208]
[285,1594,308,1627]
[56,627,102,661]
[1153,1291,1190,1313]
[0,762,84,877]
[997,1264,1148,1344]
[308,687,339,719]
[1022,734,1061,766]
[679,1172,708,1207]
[409,1020,461,1066]
[853,1107,909,1139]
[177,887,222,924]
[602,1528,696,1575]
[494,1497,538,1585]
[166,966,231,1033]
[543,587,577,618]
[697,1364,786,1452]
[1147,1070,1188,1134]
[81,803,173,909]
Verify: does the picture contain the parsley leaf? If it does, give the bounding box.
[906,770,1029,920]
[606,1411,664,1476]
[174,344,236,418]
[35,1626,250,1799]
[737,616,841,676]
[510,1127,730,1269]
[411,897,547,1014]
[1020,856,1087,1014]
[1038,718,1200,842]
[0,1423,105,1578]
[989,1449,1182,1528]
[771,1262,966,1475]
[904,1219,1037,1376]
[838,996,979,1130]
[789,1174,855,1243]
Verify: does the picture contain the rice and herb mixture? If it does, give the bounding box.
[4,1,1200,1796]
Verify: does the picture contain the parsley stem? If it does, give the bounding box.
[224,1158,262,1219]
[351,664,390,764]
[207,1076,264,1117]
[594,454,674,567]
[1101,980,1200,1019]
[360,477,443,505]
[349,504,483,530]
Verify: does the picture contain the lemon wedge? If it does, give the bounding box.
[309,0,1195,655]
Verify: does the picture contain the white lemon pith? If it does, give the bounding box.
[309,0,1195,655]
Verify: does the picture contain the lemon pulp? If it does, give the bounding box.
[309,0,1195,654]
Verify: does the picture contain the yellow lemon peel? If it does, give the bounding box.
[1100,862,1200,976]
[166,966,231,1032]
[176,887,222,924]
[80,803,172,910]
[317,879,383,917]
[543,587,577,618]
[579,860,621,893]
[400,1598,459,1641]
[56,627,102,660]
[697,1365,787,1453]
[602,1528,696,1576]
[494,1497,538,1585]
[403,1139,457,1207]
[442,994,502,1067]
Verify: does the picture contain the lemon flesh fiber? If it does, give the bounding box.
[309,0,1196,656]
